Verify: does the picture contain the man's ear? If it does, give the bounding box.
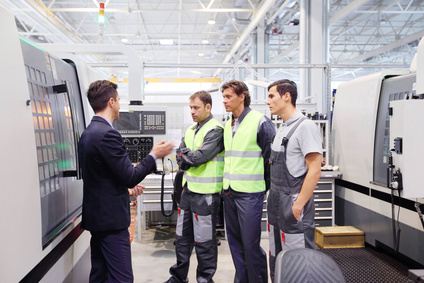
[206,103,212,112]
[284,92,291,101]
[108,97,114,107]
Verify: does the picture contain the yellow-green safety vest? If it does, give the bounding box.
[223,110,265,193]
[182,118,224,194]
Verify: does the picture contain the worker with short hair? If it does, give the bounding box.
[266,79,322,282]
[221,80,275,283]
[78,80,173,282]
[166,90,224,283]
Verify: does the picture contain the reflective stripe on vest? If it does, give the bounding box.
[182,118,224,194]
[223,110,265,193]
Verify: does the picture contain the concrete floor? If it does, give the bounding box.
[131,225,270,283]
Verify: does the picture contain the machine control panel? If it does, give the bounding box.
[123,137,154,163]
[114,111,166,135]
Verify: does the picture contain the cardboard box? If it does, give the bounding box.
[315,226,364,249]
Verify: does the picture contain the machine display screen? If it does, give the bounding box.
[114,111,166,134]
[114,112,142,134]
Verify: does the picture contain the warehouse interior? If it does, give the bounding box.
[1,0,424,282]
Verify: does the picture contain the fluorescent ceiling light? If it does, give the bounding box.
[247,79,270,89]
[198,52,205,57]
[202,39,209,44]
[208,18,216,25]
[121,38,129,43]
[160,39,174,45]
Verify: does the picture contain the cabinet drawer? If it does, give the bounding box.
[261,220,267,232]
[314,208,332,217]
[314,200,332,208]
[315,218,333,227]
[141,200,173,212]
[314,191,332,200]
[141,191,173,200]
[315,182,332,191]
[262,210,267,219]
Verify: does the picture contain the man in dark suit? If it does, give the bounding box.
[78,80,173,282]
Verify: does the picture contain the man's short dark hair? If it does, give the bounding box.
[87,80,118,113]
[190,90,212,107]
[221,80,251,107]
[268,79,298,107]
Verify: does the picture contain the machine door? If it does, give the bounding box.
[20,39,85,247]
[373,73,415,186]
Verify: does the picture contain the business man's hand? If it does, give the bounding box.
[129,185,145,197]
[150,140,174,159]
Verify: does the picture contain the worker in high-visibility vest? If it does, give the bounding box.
[221,80,275,283]
[266,79,322,282]
[166,91,224,283]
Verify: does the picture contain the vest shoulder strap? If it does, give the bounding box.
[282,116,307,147]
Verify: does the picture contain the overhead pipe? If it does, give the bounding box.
[237,37,253,61]
[222,0,276,64]
[214,0,277,77]
[267,0,293,26]
[213,0,249,55]
[231,12,251,25]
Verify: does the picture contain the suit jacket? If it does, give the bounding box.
[78,116,156,232]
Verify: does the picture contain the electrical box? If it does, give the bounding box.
[390,100,424,198]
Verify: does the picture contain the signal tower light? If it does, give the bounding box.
[98,2,105,24]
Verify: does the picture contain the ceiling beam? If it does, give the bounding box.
[49,8,255,13]
[206,0,216,9]
[88,62,408,69]
[344,29,424,64]
[4,0,76,43]
[214,0,277,76]
[269,42,299,64]
[355,10,424,14]
[267,0,292,25]
[18,0,85,43]
[329,0,372,26]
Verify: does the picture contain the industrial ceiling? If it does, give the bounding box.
[3,0,424,84]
